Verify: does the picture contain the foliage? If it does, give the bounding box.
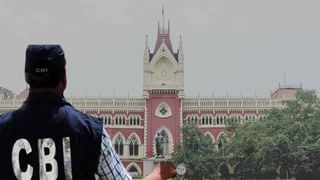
[172,124,221,179]
[224,90,320,179]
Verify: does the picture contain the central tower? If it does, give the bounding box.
[143,9,185,160]
[143,25,184,96]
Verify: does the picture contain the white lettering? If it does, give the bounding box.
[12,137,72,180]
[62,137,73,180]
[35,68,48,73]
[12,138,34,180]
[38,138,58,180]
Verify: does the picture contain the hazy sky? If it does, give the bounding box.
[0,0,319,97]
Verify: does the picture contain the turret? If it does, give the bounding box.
[178,35,184,64]
[143,35,150,65]
[177,35,185,98]
[143,35,151,99]
[143,6,185,98]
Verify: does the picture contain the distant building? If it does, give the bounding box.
[0,86,14,100]
[0,14,302,178]
[271,84,302,100]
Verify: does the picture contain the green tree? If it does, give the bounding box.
[172,124,220,179]
[224,90,320,180]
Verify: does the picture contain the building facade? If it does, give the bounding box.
[0,17,301,178]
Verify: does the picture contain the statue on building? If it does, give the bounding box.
[155,132,164,158]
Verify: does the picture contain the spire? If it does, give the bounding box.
[178,35,184,62]
[158,4,169,35]
[153,5,174,54]
[145,35,149,48]
[162,4,165,33]
[179,35,183,49]
[144,35,150,62]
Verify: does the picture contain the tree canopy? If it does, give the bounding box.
[224,90,320,179]
[172,90,320,179]
[172,124,221,179]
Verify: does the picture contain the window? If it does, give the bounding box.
[201,115,213,125]
[218,134,228,150]
[204,133,215,144]
[129,116,141,126]
[128,166,140,178]
[137,117,140,125]
[217,117,221,125]
[115,115,126,125]
[188,115,198,125]
[103,116,112,125]
[107,116,111,125]
[155,102,172,118]
[114,136,124,156]
[129,136,139,156]
[115,117,119,125]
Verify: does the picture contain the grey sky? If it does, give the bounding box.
[0,0,319,97]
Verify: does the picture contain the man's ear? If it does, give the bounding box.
[57,67,67,93]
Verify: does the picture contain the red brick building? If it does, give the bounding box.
[0,16,302,178]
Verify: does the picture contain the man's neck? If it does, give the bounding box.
[29,88,63,96]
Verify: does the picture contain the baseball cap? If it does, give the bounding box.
[25,44,66,87]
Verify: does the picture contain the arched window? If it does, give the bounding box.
[128,165,141,178]
[122,116,126,125]
[204,132,215,145]
[218,138,223,149]
[186,117,189,124]
[129,136,139,156]
[217,117,220,125]
[115,116,119,125]
[129,116,141,126]
[115,115,126,125]
[128,166,138,176]
[114,136,124,156]
[102,116,112,125]
[129,116,133,125]
[191,116,198,125]
[218,133,228,150]
[108,116,112,125]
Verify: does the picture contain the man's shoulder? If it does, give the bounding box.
[59,105,103,130]
[0,111,14,131]
[0,111,13,124]
[60,105,98,121]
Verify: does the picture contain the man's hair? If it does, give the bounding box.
[25,44,66,88]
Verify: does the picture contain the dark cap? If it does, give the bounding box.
[25,44,66,87]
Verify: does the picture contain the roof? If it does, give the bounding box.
[154,33,174,54]
[150,26,178,62]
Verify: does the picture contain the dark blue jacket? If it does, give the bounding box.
[0,92,102,180]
